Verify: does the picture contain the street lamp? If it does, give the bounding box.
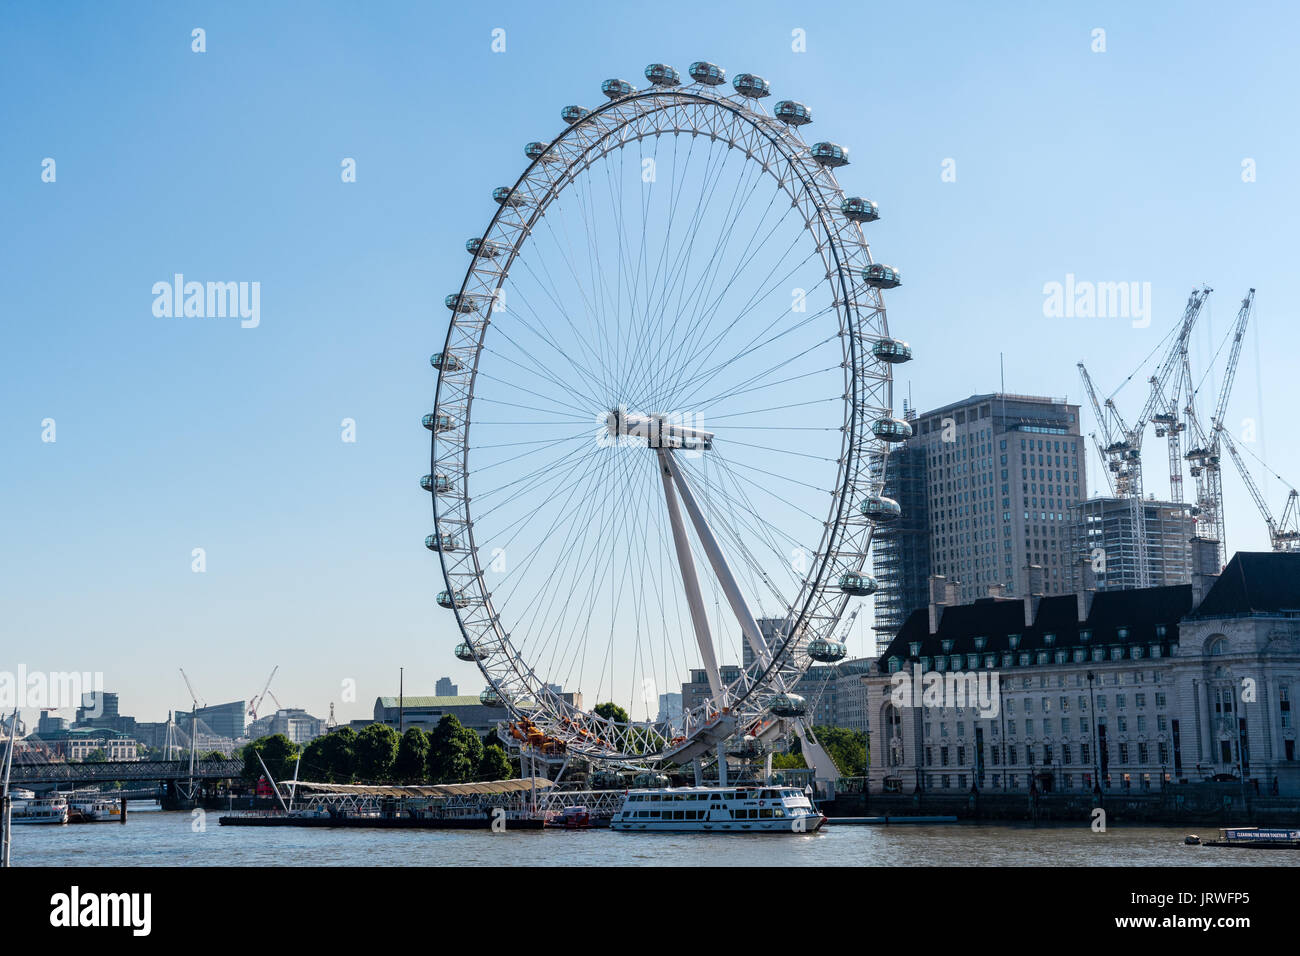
[1087,671,1102,797]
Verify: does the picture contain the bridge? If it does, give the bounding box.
[6,759,244,786]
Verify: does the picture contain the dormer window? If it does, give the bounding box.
[887,657,901,673]
[909,642,921,656]
[974,636,987,651]
[941,639,954,653]
[1079,629,1092,642]
[1008,634,1021,650]
[1117,627,1130,640]
[1043,633,1056,646]
[1155,625,1167,637]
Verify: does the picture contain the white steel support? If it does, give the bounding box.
[657,450,722,698]
[659,448,772,670]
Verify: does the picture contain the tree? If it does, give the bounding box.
[813,726,868,777]
[242,734,300,782]
[201,750,227,762]
[478,743,513,781]
[394,727,430,782]
[354,723,400,782]
[83,748,107,763]
[593,702,629,724]
[428,715,473,783]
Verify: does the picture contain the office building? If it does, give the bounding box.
[872,392,1087,649]
[863,551,1300,795]
[1073,496,1196,590]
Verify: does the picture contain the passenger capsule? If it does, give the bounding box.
[688,61,726,85]
[591,770,626,789]
[807,638,848,663]
[872,338,913,364]
[424,533,459,552]
[633,771,670,788]
[862,263,902,289]
[838,571,879,596]
[841,197,880,222]
[437,589,469,610]
[873,417,913,443]
[728,735,764,759]
[770,693,808,718]
[524,141,558,164]
[445,293,483,313]
[420,473,453,493]
[601,78,635,99]
[811,142,849,167]
[430,351,462,371]
[774,100,812,126]
[561,104,591,125]
[427,412,455,433]
[860,495,902,522]
[479,687,503,707]
[732,73,770,98]
[644,63,681,87]
[492,186,526,207]
[465,238,501,258]
[454,642,478,662]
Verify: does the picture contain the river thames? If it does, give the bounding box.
[11,805,1300,867]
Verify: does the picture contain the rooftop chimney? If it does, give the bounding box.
[928,574,956,634]
[1023,564,1045,627]
[1190,537,1221,605]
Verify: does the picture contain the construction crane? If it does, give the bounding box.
[1217,427,1300,551]
[1078,287,1211,587]
[1185,289,1254,567]
[247,665,279,723]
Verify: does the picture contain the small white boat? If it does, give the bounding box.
[610,785,826,834]
[11,795,69,825]
[68,796,122,822]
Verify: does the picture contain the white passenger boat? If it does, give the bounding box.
[11,795,70,825]
[68,796,122,822]
[610,786,826,833]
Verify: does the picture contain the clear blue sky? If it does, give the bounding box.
[2,0,1297,728]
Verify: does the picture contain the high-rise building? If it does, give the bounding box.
[872,392,1087,650]
[175,700,246,742]
[1073,497,1196,590]
[656,693,683,722]
[435,677,458,697]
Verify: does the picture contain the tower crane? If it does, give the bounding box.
[1078,287,1211,587]
[1217,427,1300,551]
[1185,289,1254,567]
[247,665,279,723]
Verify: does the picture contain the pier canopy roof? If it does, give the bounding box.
[288,777,553,797]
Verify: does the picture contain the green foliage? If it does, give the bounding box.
[393,727,431,782]
[201,750,227,762]
[354,723,401,782]
[770,751,806,770]
[593,702,630,724]
[243,734,300,782]
[813,726,868,778]
[478,743,513,781]
[427,715,474,783]
[82,748,107,763]
[302,727,358,783]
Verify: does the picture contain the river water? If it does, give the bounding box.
[10,804,1300,867]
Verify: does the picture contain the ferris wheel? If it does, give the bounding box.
[424,61,912,771]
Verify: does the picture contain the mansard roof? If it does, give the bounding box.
[1187,552,1300,619]
[876,584,1194,672]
